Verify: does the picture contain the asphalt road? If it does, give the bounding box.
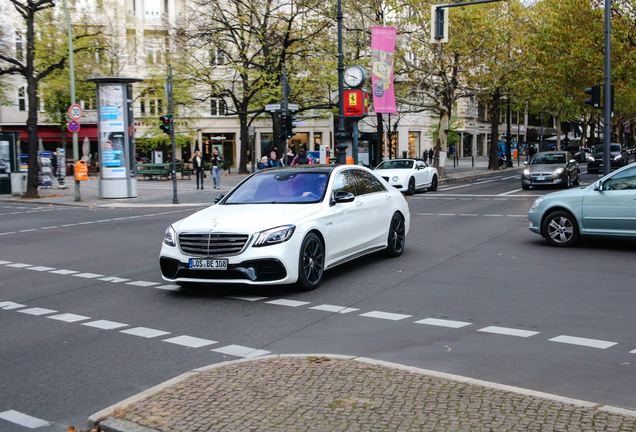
[1,170,635,431]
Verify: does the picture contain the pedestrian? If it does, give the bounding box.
[284,147,295,166]
[210,147,223,189]
[422,150,428,163]
[428,148,434,163]
[291,147,315,165]
[192,150,204,189]
[268,150,282,168]
[258,156,269,170]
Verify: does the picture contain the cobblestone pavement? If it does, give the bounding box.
[91,355,636,432]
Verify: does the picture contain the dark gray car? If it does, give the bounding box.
[521,151,580,190]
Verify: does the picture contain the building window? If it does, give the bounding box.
[211,98,227,116]
[15,32,24,61]
[210,48,225,66]
[145,35,165,64]
[18,86,26,111]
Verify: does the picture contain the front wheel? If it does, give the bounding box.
[385,213,406,257]
[428,175,438,192]
[406,177,415,195]
[296,233,324,291]
[542,210,580,247]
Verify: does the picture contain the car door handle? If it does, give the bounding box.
[385,195,391,200]
[356,201,363,207]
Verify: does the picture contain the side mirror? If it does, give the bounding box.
[593,181,602,191]
[523,161,528,166]
[214,194,225,204]
[331,191,355,205]
[569,159,576,164]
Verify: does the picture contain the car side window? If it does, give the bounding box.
[350,169,387,195]
[332,171,357,196]
[603,166,636,190]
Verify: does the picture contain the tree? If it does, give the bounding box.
[0,0,97,198]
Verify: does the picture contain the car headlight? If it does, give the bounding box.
[553,168,564,175]
[588,156,595,162]
[164,226,176,247]
[523,168,530,175]
[614,154,622,161]
[253,225,295,247]
[530,196,544,210]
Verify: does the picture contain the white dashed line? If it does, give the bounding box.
[0,301,26,310]
[48,313,90,323]
[360,311,412,321]
[549,335,617,350]
[26,266,55,272]
[415,318,472,328]
[126,280,160,287]
[163,335,217,348]
[17,307,57,316]
[120,327,171,338]
[100,276,131,283]
[212,344,270,358]
[310,304,359,314]
[0,260,12,265]
[155,284,180,291]
[478,326,539,338]
[228,296,269,302]
[73,272,104,279]
[49,269,78,275]
[266,299,311,307]
[82,320,129,330]
[0,410,50,428]
[6,263,33,268]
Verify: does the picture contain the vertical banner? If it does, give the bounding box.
[371,26,397,114]
[97,84,126,179]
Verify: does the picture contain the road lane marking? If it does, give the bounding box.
[100,276,131,283]
[17,307,57,316]
[0,410,50,428]
[478,326,539,338]
[126,280,159,287]
[266,299,311,307]
[6,263,33,268]
[49,269,78,275]
[26,266,55,272]
[121,327,171,338]
[415,318,472,328]
[0,301,26,310]
[82,320,129,330]
[163,335,217,348]
[310,304,359,314]
[549,335,617,349]
[228,296,269,301]
[212,345,270,358]
[360,311,411,321]
[48,313,90,323]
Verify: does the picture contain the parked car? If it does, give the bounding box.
[374,158,438,195]
[160,165,410,291]
[587,143,629,173]
[521,151,580,190]
[528,163,636,247]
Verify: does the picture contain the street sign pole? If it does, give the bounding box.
[167,65,178,204]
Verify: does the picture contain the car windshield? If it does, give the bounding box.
[530,154,566,165]
[376,160,414,170]
[224,171,329,204]
[593,144,621,153]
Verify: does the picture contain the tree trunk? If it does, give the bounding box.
[238,111,249,174]
[488,88,501,170]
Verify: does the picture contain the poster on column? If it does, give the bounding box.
[98,84,126,178]
[371,26,397,114]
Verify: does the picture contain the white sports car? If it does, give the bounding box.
[374,158,438,195]
[160,165,410,291]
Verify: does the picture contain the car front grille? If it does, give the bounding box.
[178,232,250,256]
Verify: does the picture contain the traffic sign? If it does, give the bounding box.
[265,104,281,112]
[69,104,83,120]
[68,121,80,133]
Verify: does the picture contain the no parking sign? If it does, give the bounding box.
[67,121,80,133]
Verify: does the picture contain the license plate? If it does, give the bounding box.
[189,258,228,270]
[535,176,546,181]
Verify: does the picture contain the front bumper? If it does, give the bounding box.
[521,174,565,186]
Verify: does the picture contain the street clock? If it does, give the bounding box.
[344,65,366,88]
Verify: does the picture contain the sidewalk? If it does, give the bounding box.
[0,157,518,208]
[89,355,636,432]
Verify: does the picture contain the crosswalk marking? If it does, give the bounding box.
[360,311,411,321]
[17,307,57,316]
[478,326,539,338]
[163,335,217,348]
[549,335,617,350]
[121,327,171,338]
[0,410,50,428]
[212,345,270,358]
[266,299,311,307]
[82,320,129,330]
[309,304,359,314]
[48,313,90,323]
[415,318,472,328]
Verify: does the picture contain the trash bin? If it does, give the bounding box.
[0,169,10,194]
[11,172,27,195]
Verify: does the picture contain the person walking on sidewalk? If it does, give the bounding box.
[210,147,223,189]
[193,150,205,189]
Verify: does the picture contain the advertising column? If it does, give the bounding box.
[89,77,142,198]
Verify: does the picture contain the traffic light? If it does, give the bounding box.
[584,85,601,108]
[279,114,288,141]
[286,112,297,139]
[430,5,448,43]
[159,114,172,136]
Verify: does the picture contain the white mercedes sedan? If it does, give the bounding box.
[160,165,410,291]
[374,158,438,195]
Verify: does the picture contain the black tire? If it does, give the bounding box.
[296,232,324,291]
[542,210,580,247]
[522,183,530,190]
[385,213,406,257]
[563,174,572,188]
[573,172,580,185]
[428,175,438,192]
[406,177,415,195]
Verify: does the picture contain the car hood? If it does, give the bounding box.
[593,151,620,157]
[526,163,565,172]
[374,168,413,177]
[172,203,323,232]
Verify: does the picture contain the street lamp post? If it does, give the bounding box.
[335,0,349,164]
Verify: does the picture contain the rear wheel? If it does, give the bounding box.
[385,213,406,257]
[296,233,324,291]
[406,177,415,195]
[428,175,438,192]
[542,210,580,247]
